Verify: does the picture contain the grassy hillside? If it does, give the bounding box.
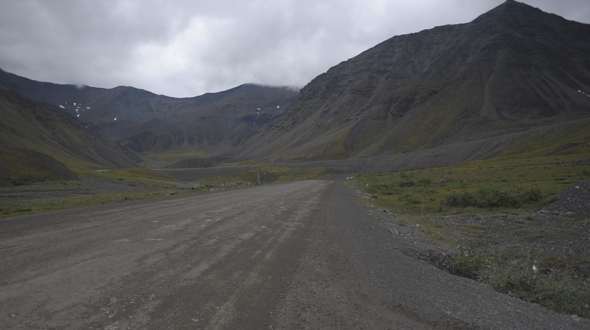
[0,91,136,185]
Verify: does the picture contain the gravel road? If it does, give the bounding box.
[0,180,587,329]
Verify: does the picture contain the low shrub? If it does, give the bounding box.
[520,188,543,203]
[445,188,543,209]
[417,178,432,186]
[449,253,489,279]
[399,180,416,187]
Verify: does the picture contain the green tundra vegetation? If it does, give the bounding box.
[357,136,590,317]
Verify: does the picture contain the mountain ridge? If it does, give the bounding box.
[1,1,589,165]
[237,0,590,160]
[0,68,298,156]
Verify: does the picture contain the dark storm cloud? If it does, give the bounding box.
[0,0,588,97]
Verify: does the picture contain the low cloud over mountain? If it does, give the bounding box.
[1,0,588,97]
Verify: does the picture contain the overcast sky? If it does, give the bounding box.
[0,0,588,97]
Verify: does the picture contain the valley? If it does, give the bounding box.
[1,0,590,328]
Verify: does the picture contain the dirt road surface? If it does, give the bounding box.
[0,181,587,329]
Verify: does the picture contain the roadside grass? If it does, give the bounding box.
[357,154,590,215]
[0,167,181,218]
[449,242,590,318]
[0,189,183,218]
[445,188,543,209]
[356,152,590,318]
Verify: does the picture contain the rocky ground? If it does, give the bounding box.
[360,181,590,320]
[542,180,590,217]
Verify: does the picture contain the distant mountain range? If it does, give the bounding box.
[1,0,590,183]
[0,66,298,183]
[0,68,297,155]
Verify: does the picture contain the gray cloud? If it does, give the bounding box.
[0,0,588,97]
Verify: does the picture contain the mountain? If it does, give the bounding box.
[118,83,297,154]
[2,0,588,167]
[240,0,590,160]
[0,90,137,185]
[0,69,298,156]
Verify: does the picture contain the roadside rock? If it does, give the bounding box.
[542,181,590,217]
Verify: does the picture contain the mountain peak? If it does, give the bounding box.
[472,0,567,29]
[497,0,535,11]
[477,0,541,19]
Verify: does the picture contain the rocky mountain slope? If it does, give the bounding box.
[0,90,137,185]
[241,0,590,160]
